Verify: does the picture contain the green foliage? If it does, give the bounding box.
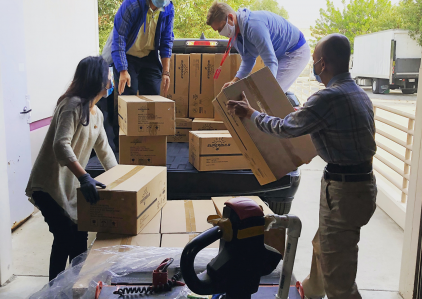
[400,0,422,47]
[98,0,288,52]
[310,0,406,51]
[250,0,289,19]
[98,0,123,53]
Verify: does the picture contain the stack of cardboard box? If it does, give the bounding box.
[118,95,175,166]
[74,195,280,297]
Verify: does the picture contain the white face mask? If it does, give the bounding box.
[219,17,236,38]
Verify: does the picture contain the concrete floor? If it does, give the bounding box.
[0,157,404,298]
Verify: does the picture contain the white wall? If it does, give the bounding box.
[0,0,34,228]
[23,0,100,123]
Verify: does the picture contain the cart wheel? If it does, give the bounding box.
[296,281,305,299]
[95,281,103,299]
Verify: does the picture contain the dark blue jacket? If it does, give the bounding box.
[112,0,174,73]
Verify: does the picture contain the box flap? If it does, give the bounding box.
[214,67,317,184]
[161,200,215,233]
[95,165,166,192]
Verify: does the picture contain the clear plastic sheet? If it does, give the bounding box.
[29,246,219,299]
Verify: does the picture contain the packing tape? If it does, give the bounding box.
[119,236,133,252]
[184,200,197,232]
[106,166,145,190]
[237,225,264,240]
[189,234,199,242]
[147,102,156,121]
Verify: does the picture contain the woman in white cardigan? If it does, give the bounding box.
[26,56,117,281]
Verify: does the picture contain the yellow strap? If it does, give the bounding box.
[237,225,264,240]
[106,166,145,190]
[207,215,233,242]
[184,200,196,232]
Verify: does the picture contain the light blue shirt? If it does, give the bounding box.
[234,8,303,79]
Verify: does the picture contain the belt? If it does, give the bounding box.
[324,169,374,182]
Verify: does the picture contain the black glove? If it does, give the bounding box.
[78,173,106,204]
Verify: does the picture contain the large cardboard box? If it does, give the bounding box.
[118,95,175,136]
[73,233,160,298]
[214,54,241,97]
[119,130,167,166]
[211,196,285,256]
[77,165,167,235]
[213,67,317,185]
[161,200,215,233]
[161,234,219,249]
[189,130,250,171]
[192,118,226,131]
[189,54,215,118]
[162,54,190,118]
[168,118,192,143]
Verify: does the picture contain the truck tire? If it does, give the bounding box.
[402,88,416,94]
[372,79,380,94]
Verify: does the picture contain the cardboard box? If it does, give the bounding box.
[77,165,167,235]
[189,54,215,118]
[161,234,219,249]
[211,196,285,256]
[162,54,190,118]
[251,56,265,74]
[168,118,192,143]
[73,233,160,298]
[161,200,215,233]
[118,95,175,136]
[213,67,317,185]
[119,130,167,166]
[214,54,241,96]
[189,130,250,171]
[192,118,226,131]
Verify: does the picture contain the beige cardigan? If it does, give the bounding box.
[26,97,117,222]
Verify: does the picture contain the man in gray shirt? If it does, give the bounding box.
[227,34,377,299]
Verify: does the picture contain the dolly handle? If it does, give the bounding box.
[180,226,223,295]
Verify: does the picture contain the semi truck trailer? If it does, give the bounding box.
[351,29,421,94]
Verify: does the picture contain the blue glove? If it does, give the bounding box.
[78,173,106,204]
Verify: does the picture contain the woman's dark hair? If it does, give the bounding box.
[57,56,109,126]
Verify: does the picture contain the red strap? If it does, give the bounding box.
[214,28,240,79]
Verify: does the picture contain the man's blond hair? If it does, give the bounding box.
[206,1,236,26]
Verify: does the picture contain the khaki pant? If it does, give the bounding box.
[302,177,377,299]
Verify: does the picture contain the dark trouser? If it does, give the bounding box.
[32,191,88,281]
[112,52,162,148]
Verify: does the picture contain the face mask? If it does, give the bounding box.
[106,79,114,98]
[219,18,236,38]
[313,57,324,83]
[151,0,170,8]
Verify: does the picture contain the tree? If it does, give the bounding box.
[250,0,289,19]
[400,0,422,47]
[311,0,405,51]
[98,0,123,53]
[98,0,289,52]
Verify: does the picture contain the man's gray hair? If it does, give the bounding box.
[207,1,236,26]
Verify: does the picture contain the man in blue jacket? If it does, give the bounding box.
[112,0,174,96]
[207,2,310,92]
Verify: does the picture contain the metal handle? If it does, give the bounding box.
[20,107,32,114]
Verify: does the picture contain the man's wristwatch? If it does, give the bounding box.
[163,71,170,77]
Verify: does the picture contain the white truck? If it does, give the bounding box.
[351,29,421,94]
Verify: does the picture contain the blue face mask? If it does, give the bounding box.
[151,0,170,8]
[313,58,324,83]
[106,80,114,98]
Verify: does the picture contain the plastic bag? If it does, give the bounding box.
[29,246,219,299]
